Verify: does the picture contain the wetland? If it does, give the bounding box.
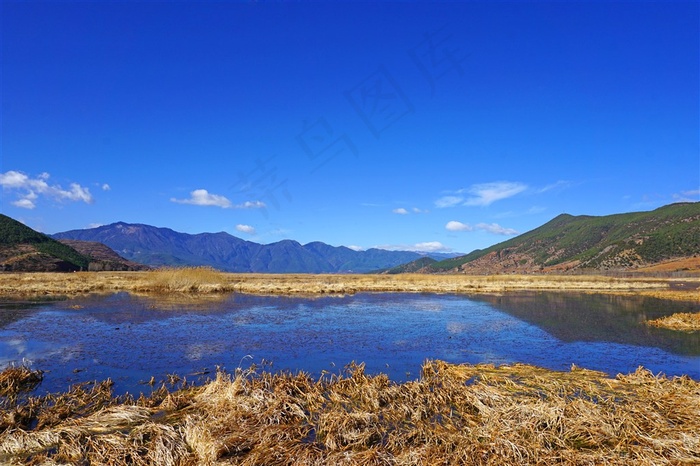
[1,290,697,395]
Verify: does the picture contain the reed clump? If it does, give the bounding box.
[0,366,43,401]
[142,267,233,293]
[1,360,698,465]
[647,312,700,331]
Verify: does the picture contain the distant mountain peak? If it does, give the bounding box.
[0,214,147,272]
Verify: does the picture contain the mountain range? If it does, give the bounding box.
[2,202,698,274]
[52,222,457,273]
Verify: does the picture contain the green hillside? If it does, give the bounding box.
[429,202,700,273]
[0,214,90,271]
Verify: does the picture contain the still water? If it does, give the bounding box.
[0,292,698,395]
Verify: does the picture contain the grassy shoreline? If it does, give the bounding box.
[1,361,698,465]
[0,269,698,302]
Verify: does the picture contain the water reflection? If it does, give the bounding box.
[471,293,700,356]
[0,292,697,396]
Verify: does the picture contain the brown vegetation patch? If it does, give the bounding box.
[647,312,700,331]
[1,361,699,465]
[635,256,700,273]
[0,269,698,302]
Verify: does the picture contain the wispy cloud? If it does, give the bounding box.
[235,224,256,235]
[673,189,700,203]
[87,223,104,229]
[347,245,364,251]
[463,182,527,206]
[101,183,111,191]
[239,200,266,209]
[435,181,527,208]
[535,180,573,193]
[446,220,518,236]
[171,189,266,209]
[376,241,452,253]
[0,170,93,209]
[435,195,463,208]
[493,206,546,219]
[475,222,518,235]
[392,207,428,214]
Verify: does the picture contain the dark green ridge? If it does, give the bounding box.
[428,202,700,272]
[0,214,91,270]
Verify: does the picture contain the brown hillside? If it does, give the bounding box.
[0,244,83,272]
[58,240,150,271]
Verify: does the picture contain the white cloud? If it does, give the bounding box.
[445,220,473,232]
[463,181,527,206]
[0,171,29,188]
[0,170,93,209]
[475,222,519,235]
[12,199,36,209]
[392,207,427,214]
[66,183,92,203]
[435,195,463,208]
[102,183,111,191]
[235,224,256,235]
[239,200,266,209]
[347,245,364,251]
[87,223,104,229]
[171,189,266,209]
[376,241,452,253]
[446,220,518,236]
[171,189,232,208]
[413,241,451,252]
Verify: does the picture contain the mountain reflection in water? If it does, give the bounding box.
[470,293,699,356]
[0,292,697,395]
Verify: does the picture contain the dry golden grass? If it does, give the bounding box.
[0,269,697,302]
[143,267,231,293]
[0,366,43,401]
[1,361,699,465]
[647,312,700,331]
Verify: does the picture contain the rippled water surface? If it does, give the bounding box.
[1,292,698,395]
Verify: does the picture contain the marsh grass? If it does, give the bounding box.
[0,270,697,302]
[647,312,700,331]
[1,361,698,465]
[142,267,232,293]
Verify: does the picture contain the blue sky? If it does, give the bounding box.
[2,1,698,254]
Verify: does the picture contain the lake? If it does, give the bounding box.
[1,292,698,395]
